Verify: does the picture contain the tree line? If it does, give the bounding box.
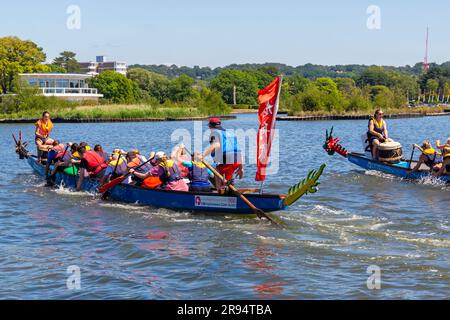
[1,36,450,118]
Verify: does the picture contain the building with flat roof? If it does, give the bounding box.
[79,56,127,76]
[19,73,103,101]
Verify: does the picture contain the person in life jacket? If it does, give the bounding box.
[76,146,108,191]
[410,141,442,173]
[171,144,190,179]
[44,140,67,179]
[203,118,244,193]
[367,109,392,160]
[175,147,214,192]
[130,152,189,192]
[35,111,55,162]
[435,137,450,177]
[100,150,128,185]
[94,145,109,162]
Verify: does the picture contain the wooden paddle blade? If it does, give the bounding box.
[98,175,126,193]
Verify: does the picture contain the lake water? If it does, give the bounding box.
[0,113,449,299]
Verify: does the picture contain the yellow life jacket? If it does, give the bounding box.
[109,157,125,168]
[423,148,436,156]
[191,161,207,169]
[373,118,384,129]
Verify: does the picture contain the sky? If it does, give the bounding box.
[1,0,449,67]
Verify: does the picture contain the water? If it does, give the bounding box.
[1,114,449,299]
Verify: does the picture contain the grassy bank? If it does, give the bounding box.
[286,106,448,117]
[0,102,231,121]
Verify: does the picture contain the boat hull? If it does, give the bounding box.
[27,157,286,214]
[347,153,450,182]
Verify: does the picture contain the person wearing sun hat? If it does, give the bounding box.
[203,117,243,193]
[129,151,189,191]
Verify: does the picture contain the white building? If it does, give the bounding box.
[79,56,127,76]
[19,73,103,101]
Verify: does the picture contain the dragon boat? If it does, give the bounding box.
[13,132,326,215]
[323,128,450,183]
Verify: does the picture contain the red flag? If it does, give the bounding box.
[256,76,282,182]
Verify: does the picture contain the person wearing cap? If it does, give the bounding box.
[367,108,391,160]
[203,118,244,193]
[130,152,189,192]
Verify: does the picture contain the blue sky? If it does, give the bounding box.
[1,0,449,67]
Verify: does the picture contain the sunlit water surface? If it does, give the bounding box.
[0,114,449,299]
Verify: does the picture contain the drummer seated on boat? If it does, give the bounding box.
[76,146,108,191]
[367,109,392,160]
[410,141,442,173]
[175,146,214,192]
[129,152,189,192]
[435,138,450,177]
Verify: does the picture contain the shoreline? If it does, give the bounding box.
[277,111,450,121]
[0,115,237,124]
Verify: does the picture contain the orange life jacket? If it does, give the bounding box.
[35,119,54,137]
[83,150,108,174]
[127,157,141,168]
[142,177,162,189]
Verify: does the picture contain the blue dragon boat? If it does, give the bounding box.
[15,136,325,215]
[323,128,450,183]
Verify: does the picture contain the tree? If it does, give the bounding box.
[286,75,311,95]
[356,66,393,87]
[52,51,80,73]
[167,74,195,102]
[0,36,49,93]
[210,69,259,104]
[127,68,170,103]
[90,71,139,103]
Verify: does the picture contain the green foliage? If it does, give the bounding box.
[51,51,80,73]
[0,36,49,93]
[90,71,140,103]
[167,74,195,102]
[127,68,170,103]
[210,69,259,104]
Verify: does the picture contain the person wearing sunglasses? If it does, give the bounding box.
[367,109,390,160]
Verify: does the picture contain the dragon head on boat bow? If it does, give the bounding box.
[283,163,326,206]
[12,131,30,159]
[323,127,349,158]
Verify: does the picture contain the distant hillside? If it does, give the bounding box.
[128,62,450,80]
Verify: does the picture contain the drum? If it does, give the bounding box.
[378,141,403,163]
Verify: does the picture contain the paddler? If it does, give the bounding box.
[435,138,450,177]
[367,109,392,160]
[76,145,108,191]
[35,111,55,162]
[175,145,214,192]
[203,118,243,194]
[410,141,442,173]
[129,151,189,192]
[101,150,128,185]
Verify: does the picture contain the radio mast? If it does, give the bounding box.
[423,27,430,72]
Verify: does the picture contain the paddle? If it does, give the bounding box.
[184,148,278,225]
[99,157,153,193]
[408,145,415,170]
